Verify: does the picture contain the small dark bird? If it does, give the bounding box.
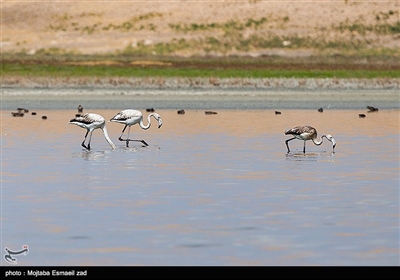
[275,111,281,115]
[78,105,83,113]
[12,112,24,117]
[205,111,217,115]
[31,112,37,115]
[146,108,155,112]
[75,113,81,117]
[318,108,323,112]
[42,116,47,120]
[17,108,28,113]
[367,106,378,112]
[177,109,185,115]
[359,114,366,118]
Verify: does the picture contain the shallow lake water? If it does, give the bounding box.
[1,108,399,266]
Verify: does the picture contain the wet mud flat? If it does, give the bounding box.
[1,87,399,110]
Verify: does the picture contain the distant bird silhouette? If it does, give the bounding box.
[17,108,29,113]
[110,109,163,147]
[69,113,116,150]
[78,105,83,113]
[284,125,336,153]
[11,112,24,117]
[367,105,378,112]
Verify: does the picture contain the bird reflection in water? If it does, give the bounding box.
[285,151,335,162]
[80,150,108,161]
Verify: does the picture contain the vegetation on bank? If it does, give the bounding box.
[3,8,399,79]
[3,23,399,79]
[39,10,400,56]
[1,54,400,79]
[7,9,398,57]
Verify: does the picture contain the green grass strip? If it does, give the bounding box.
[1,63,399,79]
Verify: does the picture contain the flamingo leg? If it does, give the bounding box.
[126,125,149,146]
[125,133,149,147]
[81,130,90,150]
[285,137,296,153]
[117,125,136,147]
[86,130,94,150]
[303,141,306,153]
[126,139,149,147]
[118,125,128,141]
[119,126,149,147]
[119,126,132,147]
[126,126,131,147]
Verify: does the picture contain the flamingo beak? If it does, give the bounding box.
[332,139,336,150]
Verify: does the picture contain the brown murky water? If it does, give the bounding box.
[1,109,399,265]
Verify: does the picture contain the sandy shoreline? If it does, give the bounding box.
[2,84,399,110]
[2,76,400,90]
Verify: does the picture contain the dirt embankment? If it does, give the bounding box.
[2,1,399,56]
[2,1,399,90]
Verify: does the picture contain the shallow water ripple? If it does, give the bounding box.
[1,109,399,265]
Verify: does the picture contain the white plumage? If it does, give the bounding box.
[284,125,336,153]
[69,113,116,150]
[110,109,163,147]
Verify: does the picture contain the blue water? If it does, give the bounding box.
[1,109,399,265]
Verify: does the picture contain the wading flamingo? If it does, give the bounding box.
[110,109,163,147]
[285,125,336,153]
[69,113,116,150]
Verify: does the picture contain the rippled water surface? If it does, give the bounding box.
[1,109,399,265]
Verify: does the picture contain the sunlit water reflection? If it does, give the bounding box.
[1,109,399,265]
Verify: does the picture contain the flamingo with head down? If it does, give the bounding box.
[110,109,163,147]
[69,113,116,150]
[285,125,336,154]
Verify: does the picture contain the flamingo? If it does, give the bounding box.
[110,109,163,147]
[284,125,336,153]
[69,113,116,150]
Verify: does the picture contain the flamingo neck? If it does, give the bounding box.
[312,135,325,146]
[102,126,116,149]
[139,114,153,130]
